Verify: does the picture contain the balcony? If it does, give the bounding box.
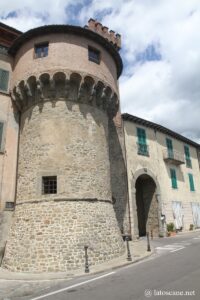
[137,143,149,156]
[163,149,185,165]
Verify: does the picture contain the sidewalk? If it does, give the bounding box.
[0,238,153,299]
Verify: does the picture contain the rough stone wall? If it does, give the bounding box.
[3,100,125,271]
[3,200,124,272]
[108,115,130,235]
[17,101,111,202]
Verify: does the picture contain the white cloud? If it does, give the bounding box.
[0,0,200,142]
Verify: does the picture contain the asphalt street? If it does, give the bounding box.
[25,230,200,300]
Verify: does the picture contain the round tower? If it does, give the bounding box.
[2,21,125,272]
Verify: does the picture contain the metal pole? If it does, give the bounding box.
[84,245,89,273]
[146,232,151,252]
[125,236,132,261]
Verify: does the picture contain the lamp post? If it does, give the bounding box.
[84,245,89,273]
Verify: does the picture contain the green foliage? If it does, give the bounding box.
[167,222,175,232]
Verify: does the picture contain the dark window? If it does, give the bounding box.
[0,122,4,152]
[5,202,15,210]
[88,47,100,64]
[35,43,49,59]
[0,68,9,92]
[42,176,57,194]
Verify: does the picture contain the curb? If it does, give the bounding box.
[0,246,155,281]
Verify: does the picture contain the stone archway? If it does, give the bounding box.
[130,168,164,238]
[136,174,158,236]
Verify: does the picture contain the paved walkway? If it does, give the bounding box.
[0,238,152,299]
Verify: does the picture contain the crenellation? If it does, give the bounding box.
[86,18,122,50]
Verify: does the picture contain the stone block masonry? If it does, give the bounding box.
[3,200,124,272]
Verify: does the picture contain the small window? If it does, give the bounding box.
[0,68,9,92]
[0,122,4,152]
[88,46,100,64]
[42,176,57,194]
[34,43,49,59]
[5,202,15,210]
[188,173,195,191]
[170,168,177,189]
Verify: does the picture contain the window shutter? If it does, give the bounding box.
[0,69,9,92]
[166,138,173,158]
[188,173,195,191]
[137,128,146,145]
[184,145,190,159]
[0,122,3,150]
[170,168,177,189]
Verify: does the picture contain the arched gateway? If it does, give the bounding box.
[131,168,163,238]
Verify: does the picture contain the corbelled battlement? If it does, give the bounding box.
[85,18,121,50]
[12,71,119,117]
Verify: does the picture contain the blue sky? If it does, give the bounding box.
[1,0,200,142]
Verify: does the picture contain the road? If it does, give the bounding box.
[28,231,200,300]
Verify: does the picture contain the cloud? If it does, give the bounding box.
[0,0,200,142]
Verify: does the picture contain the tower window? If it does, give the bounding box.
[88,46,100,64]
[34,43,49,59]
[0,68,9,92]
[42,176,57,194]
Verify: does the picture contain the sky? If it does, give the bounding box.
[1,0,200,142]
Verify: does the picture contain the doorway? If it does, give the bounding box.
[135,174,159,236]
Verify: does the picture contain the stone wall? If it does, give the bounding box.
[3,99,125,271]
[3,200,124,272]
[108,118,130,235]
[17,100,111,202]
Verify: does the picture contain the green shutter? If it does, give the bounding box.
[137,127,148,155]
[188,173,195,191]
[0,122,3,150]
[184,145,192,168]
[166,138,173,159]
[170,168,177,189]
[137,128,146,145]
[0,69,9,92]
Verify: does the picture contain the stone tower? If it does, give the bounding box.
[2,20,125,272]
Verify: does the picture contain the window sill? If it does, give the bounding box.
[0,90,9,96]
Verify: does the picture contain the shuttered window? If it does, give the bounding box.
[0,69,9,92]
[184,145,192,168]
[170,168,177,189]
[188,173,195,191]
[166,138,174,159]
[0,122,4,151]
[137,127,148,156]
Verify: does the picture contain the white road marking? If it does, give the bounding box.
[170,247,185,253]
[193,237,200,239]
[30,271,116,300]
[156,247,175,250]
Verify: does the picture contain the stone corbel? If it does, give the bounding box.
[36,79,44,100]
